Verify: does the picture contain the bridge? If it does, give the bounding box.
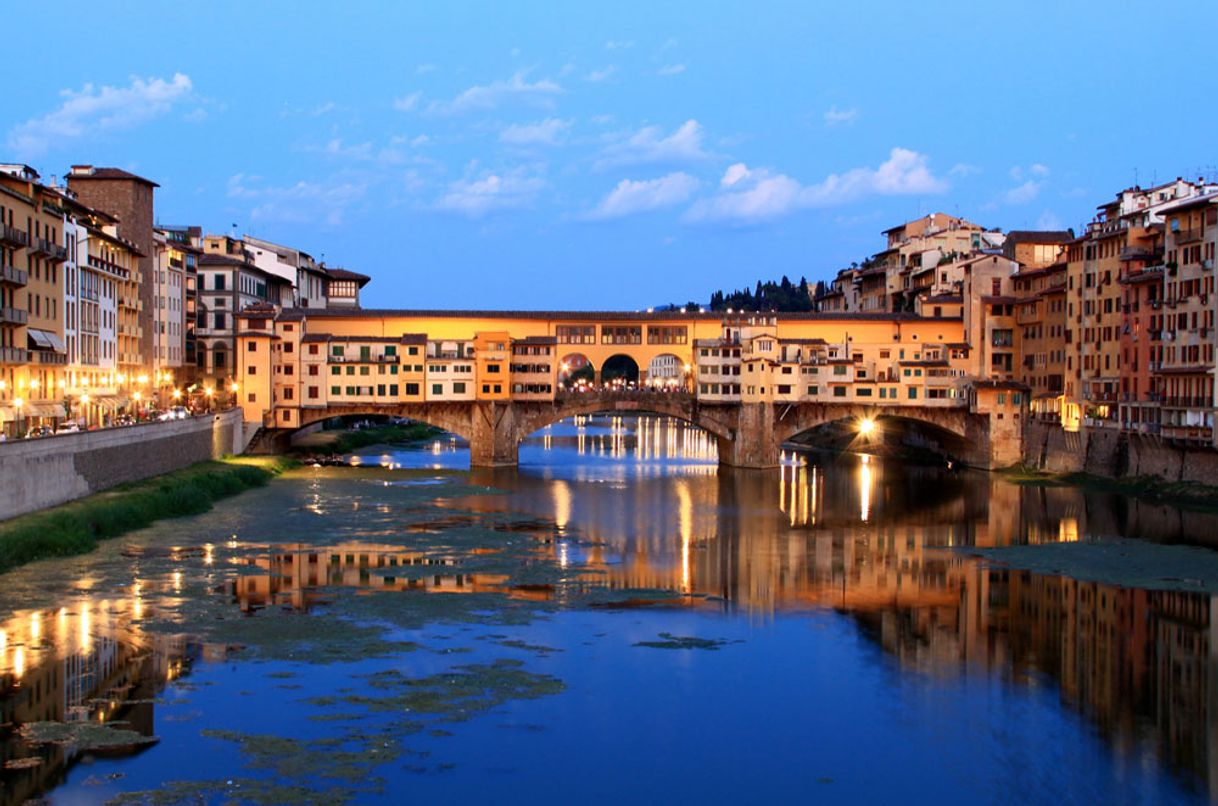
[235,307,1026,468]
[265,390,1014,469]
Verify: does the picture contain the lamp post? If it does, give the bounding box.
[229,382,240,410]
[204,386,215,413]
[79,393,91,429]
[14,397,23,438]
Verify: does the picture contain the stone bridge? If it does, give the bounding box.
[270,390,1016,469]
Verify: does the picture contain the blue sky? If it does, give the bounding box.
[5,1,1216,309]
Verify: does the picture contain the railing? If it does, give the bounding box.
[33,351,67,365]
[0,224,28,247]
[1163,396,1213,408]
[0,346,28,364]
[327,355,401,364]
[1174,227,1203,244]
[0,306,28,325]
[0,265,27,286]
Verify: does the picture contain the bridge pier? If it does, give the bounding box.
[717,402,782,469]
[469,401,521,467]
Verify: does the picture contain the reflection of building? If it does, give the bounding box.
[0,604,198,802]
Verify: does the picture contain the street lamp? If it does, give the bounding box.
[857,417,876,436]
[79,393,90,429]
[13,397,23,437]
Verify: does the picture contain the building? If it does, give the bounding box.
[1154,191,1218,444]
[1012,260,1068,421]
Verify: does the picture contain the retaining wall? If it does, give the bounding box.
[0,410,246,520]
[1023,418,1218,484]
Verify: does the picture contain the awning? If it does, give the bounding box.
[27,329,54,350]
[91,395,128,410]
[25,403,66,418]
[43,332,66,352]
[0,406,14,423]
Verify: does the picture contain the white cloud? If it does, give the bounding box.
[393,91,422,112]
[823,105,858,126]
[1036,210,1064,230]
[435,170,546,217]
[429,71,562,115]
[409,134,431,147]
[1003,179,1042,205]
[586,66,617,83]
[416,63,437,75]
[1030,163,1051,177]
[322,138,374,160]
[949,163,982,178]
[658,64,686,76]
[500,118,571,146]
[685,148,948,225]
[8,72,193,158]
[226,172,367,228]
[605,39,634,50]
[596,119,710,169]
[586,172,699,220]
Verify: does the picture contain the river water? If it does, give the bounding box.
[1,414,1216,804]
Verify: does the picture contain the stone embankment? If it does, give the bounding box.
[0,409,251,520]
[1022,419,1218,483]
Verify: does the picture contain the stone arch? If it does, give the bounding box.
[293,403,476,444]
[511,394,733,448]
[775,404,976,464]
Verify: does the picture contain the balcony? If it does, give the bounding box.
[327,354,401,364]
[0,346,28,364]
[0,306,28,326]
[46,241,68,262]
[27,238,48,257]
[1163,396,1213,408]
[0,265,27,286]
[0,224,28,248]
[1175,227,1204,244]
[33,350,67,365]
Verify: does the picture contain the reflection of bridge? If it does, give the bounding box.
[271,389,1009,468]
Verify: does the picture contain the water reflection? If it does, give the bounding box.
[0,414,1215,801]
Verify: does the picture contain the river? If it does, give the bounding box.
[0,414,1215,804]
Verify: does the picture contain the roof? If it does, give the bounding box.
[325,267,371,286]
[971,380,1030,391]
[286,308,965,323]
[68,166,159,187]
[199,254,250,268]
[1153,191,1218,216]
[1004,230,1074,244]
[514,335,558,345]
[779,337,827,345]
[922,294,963,303]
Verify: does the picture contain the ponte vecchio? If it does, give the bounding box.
[235,306,1027,469]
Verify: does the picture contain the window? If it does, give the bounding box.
[308,386,319,399]
[807,386,818,396]
[601,325,642,344]
[309,365,319,376]
[331,345,344,356]
[405,383,420,395]
[833,386,846,397]
[908,387,918,399]
[453,382,466,394]
[283,388,293,400]
[556,325,596,344]
[331,366,340,375]
[486,363,501,373]
[482,384,490,394]
[248,366,257,375]
[432,383,443,395]
[330,385,340,395]
[408,346,419,356]
[308,344,319,355]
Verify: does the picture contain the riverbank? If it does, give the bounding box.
[1002,466,1218,512]
[291,422,446,456]
[0,456,292,575]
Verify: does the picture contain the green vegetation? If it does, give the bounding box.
[707,275,815,313]
[300,422,445,455]
[1002,465,1218,512]
[0,457,291,574]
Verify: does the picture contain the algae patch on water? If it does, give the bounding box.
[634,632,738,651]
[965,537,1218,592]
[19,720,158,751]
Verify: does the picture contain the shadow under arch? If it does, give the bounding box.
[783,412,972,465]
[559,353,595,389]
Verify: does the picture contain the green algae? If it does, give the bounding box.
[964,537,1218,592]
[19,721,158,751]
[634,632,737,651]
[108,778,358,805]
[496,638,563,655]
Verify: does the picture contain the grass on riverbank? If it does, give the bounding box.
[1002,465,1218,512]
[0,456,293,574]
[296,423,446,455]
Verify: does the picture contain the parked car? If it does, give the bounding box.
[25,425,54,439]
[114,414,137,427]
[56,422,82,435]
[159,406,190,421]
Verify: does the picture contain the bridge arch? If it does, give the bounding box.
[290,404,477,445]
[774,404,976,464]
[645,353,687,389]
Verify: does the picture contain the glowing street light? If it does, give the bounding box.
[858,417,876,436]
[172,389,182,400]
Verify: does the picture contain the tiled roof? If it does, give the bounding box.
[68,166,159,187]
